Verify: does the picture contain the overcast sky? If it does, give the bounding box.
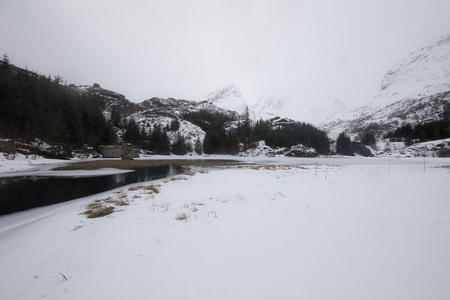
[1,0,449,112]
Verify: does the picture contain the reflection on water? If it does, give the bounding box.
[0,165,185,215]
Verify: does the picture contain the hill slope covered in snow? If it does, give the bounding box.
[323,33,450,140]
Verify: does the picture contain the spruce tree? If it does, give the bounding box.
[336,132,354,156]
[110,106,121,127]
[123,119,141,144]
[194,138,203,155]
[171,133,188,155]
[49,110,73,158]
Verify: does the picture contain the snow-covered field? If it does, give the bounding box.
[1,157,449,300]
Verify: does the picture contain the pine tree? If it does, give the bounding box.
[362,132,376,146]
[123,119,141,144]
[169,119,180,131]
[336,132,354,156]
[194,138,203,155]
[100,122,116,145]
[49,110,73,158]
[171,133,188,155]
[110,106,121,127]
[160,129,171,154]
[1,53,10,69]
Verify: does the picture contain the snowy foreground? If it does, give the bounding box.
[1,157,449,300]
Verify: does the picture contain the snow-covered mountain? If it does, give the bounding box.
[250,97,282,120]
[323,32,450,140]
[204,84,283,120]
[377,33,450,105]
[75,32,450,152]
[204,84,249,118]
[323,91,450,140]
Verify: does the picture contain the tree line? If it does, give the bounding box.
[182,111,330,155]
[385,120,450,144]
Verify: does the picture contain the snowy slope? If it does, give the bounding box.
[128,111,206,149]
[377,33,450,105]
[250,97,282,120]
[323,91,450,140]
[323,33,450,140]
[205,84,249,118]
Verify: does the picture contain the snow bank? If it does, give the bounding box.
[0,153,67,174]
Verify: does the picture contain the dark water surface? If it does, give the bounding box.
[0,165,185,215]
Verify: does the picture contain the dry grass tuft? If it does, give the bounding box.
[83,194,131,218]
[144,184,160,194]
[128,186,141,191]
[175,212,190,221]
[83,203,115,218]
[115,199,130,206]
[128,184,160,194]
[166,176,188,182]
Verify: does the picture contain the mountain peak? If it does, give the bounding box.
[205,84,248,117]
[205,83,242,101]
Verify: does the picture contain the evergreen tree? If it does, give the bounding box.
[169,119,181,131]
[100,122,116,145]
[203,129,222,154]
[171,133,188,155]
[253,119,270,139]
[110,106,121,127]
[150,125,170,154]
[123,119,141,144]
[194,138,203,155]
[160,129,171,154]
[336,132,354,156]
[1,53,10,69]
[362,132,376,146]
[49,110,73,158]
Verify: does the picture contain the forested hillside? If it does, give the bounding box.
[0,55,115,158]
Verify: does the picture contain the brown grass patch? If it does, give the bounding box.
[83,203,115,218]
